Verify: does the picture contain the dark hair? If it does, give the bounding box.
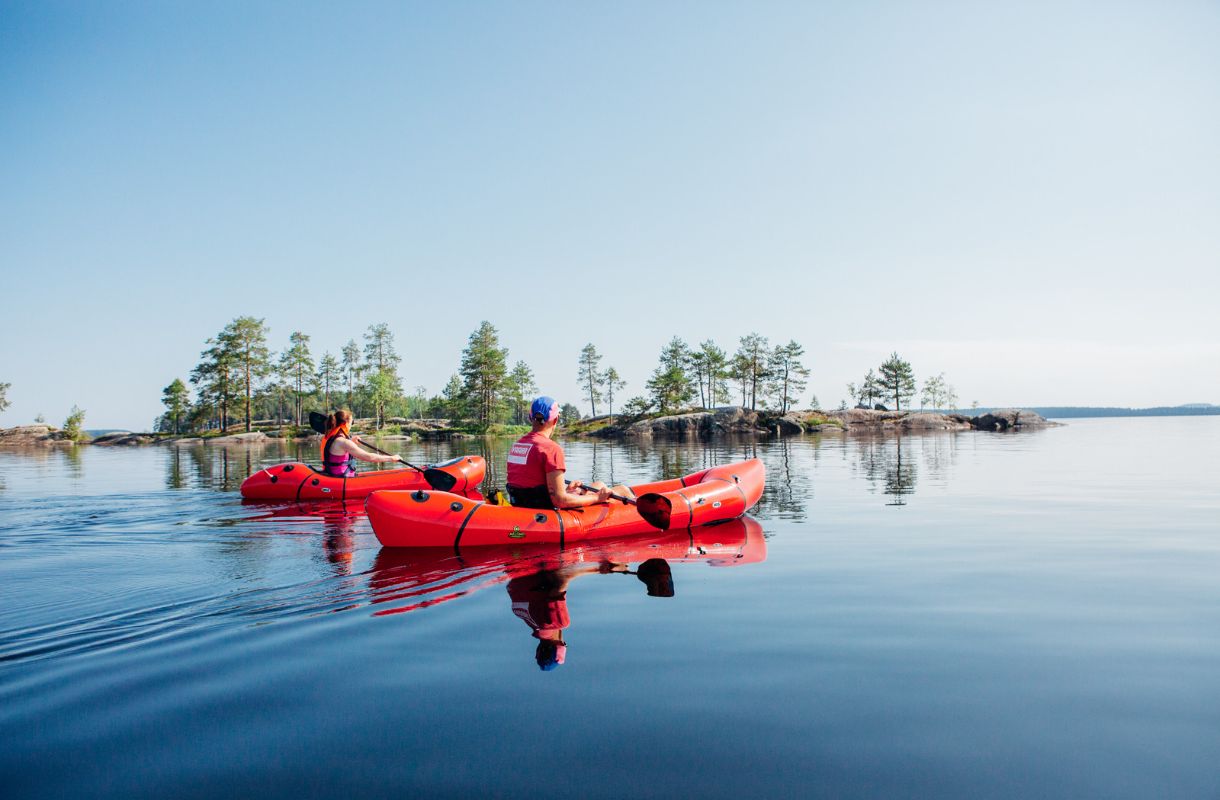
[326,409,352,429]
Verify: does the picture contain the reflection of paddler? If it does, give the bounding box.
[507,559,675,670]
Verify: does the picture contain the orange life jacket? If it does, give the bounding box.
[320,423,352,473]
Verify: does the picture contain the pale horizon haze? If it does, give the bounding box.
[2,2,1218,429]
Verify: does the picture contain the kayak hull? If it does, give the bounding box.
[366,458,764,548]
[240,455,486,501]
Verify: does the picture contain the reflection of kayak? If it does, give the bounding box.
[366,458,764,548]
[367,516,767,615]
[240,455,486,501]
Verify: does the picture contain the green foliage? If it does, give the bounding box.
[620,395,654,420]
[603,366,627,423]
[646,337,694,414]
[341,339,362,410]
[768,340,810,413]
[483,423,531,437]
[559,403,582,425]
[222,316,273,432]
[577,343,603,416]
[62,405,87,442]
[690,340,729,409]
[161,378,190,434]
[279,331,314,425]
[316,352,341,410]
[0,381,10,414]
[191,333,239,432]
[848,369,882,408]
[504,361,537,425]
[732,333,771,410]
[363,323,401,374]
[365,369,403,428]
[362,324,404,425]
[877,352,916,411]
[920,372,958,411]
[460,321,509,425]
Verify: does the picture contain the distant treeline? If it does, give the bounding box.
[1016,406,1220,419]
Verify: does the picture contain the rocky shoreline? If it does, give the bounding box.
[571,406,1060,438]
[0,408,1058,448]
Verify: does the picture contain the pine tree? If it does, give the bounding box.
[603,366,627,424]
[279,331,314,425]
[769,340,810,413]
[646,337,694,414]
[362,324,403,427]
[219,316,272,432]
[161,379,190,434]
[877,352,916,411]
[0,381,10,414]
[191,335,238,432]
[459,321,509,425]
[577,343,604,416]
[732,333,771,410]
[505,361,538,424]
[697,340,729,408]
[316,353,340,411]
[341,339,361,411]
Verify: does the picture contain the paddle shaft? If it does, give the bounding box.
[566,479,636,506]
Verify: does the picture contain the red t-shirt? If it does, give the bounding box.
[506,431,566,488]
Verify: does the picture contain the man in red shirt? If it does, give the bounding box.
[506,396,631,509]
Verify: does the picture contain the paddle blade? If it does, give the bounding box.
[308,411,329,435]
[423,468,458,492]
[636,558,674,597]
[636,493,672,530]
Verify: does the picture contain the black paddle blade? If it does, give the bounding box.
[423,468,458,492]
[636,558,674,597]
[636,493,672,530]
[308,411,329,435]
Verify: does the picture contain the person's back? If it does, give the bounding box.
[507,396,628,510]
[506,428,567,508]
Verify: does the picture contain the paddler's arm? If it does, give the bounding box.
[337,437,399,464]
[546,471,610,508]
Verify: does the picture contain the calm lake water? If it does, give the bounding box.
[2,418,1219,799]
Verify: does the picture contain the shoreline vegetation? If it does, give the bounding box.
[4,315,1214,448]
[1,407,1060,448]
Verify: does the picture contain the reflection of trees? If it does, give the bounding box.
[753,437,809,520]
[920,433,957,483]
[62,445,84,479]
[166,448,186,489]
[850,434,917,506]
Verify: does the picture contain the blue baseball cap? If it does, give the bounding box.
[530,396,559,424]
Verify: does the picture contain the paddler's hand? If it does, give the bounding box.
[569,480,585,493]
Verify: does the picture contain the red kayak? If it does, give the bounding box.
[240,455,486,501]
[367,515,768,616]
[366,458,764,548]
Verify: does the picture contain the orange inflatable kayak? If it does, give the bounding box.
[366,458,764,548]
[240,455,486,501]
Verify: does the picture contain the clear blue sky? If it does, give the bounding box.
[3,1,1218,429]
